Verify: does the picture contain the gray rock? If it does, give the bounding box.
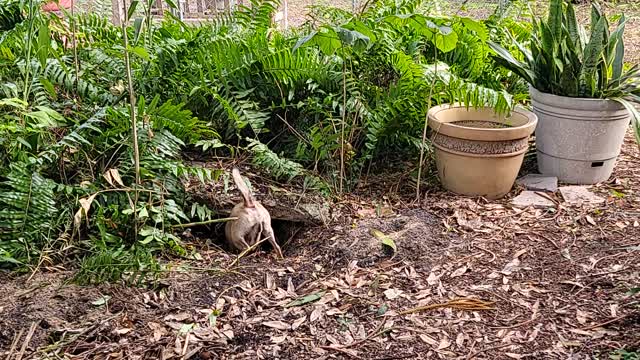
[559,186,605,205]
[516,174,558,192]
[299,203,331,225]
[512,191,556,208]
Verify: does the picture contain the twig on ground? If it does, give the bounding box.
[373,355,415,360]
[474,244,496,262]
[226,237,269,269]
[171,217,238,229]
[344,319,388,349]
[398,298,495,316]
[488,317,538,330]
[318,345,359,358]
[181,345,202,360]
[530,232,561,250]
[36,312,122,356]
[5,327,24,360]
[582,313,633,331]
[466,343,515,359]
[589,252,628,270]
[17,282,50,298]
[16,321,37,360]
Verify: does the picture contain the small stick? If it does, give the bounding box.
[466,343,515,359]
[582,314,632,331]
[181,332,190,356]
[226,237,269,269]
[318,345,359,358]
[6,327,24,360]
[171,217,238,228]
[398,298,494,316]
[181,345,202,360]
[488,317,537,330]
[474,245,496,262]
[530,232,560,250]
[16,322,37,360]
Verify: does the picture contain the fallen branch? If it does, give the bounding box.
[318,345,359,358]
[398,298,495,316]
[5,327,24,360]
[36,312,122,356]
[582,313,633,331]
[466,343,515,359]
[16,321,37,360]
[171,217,238,229]
[226,237,269,269]
[473,245,496,262]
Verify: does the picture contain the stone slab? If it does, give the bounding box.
[516,174,558,192]
[559,186,605,205]
[511,191,556,209]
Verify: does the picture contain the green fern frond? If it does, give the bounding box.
[0,163,59,265]
[246,138,329,192]
[0,0,24,31]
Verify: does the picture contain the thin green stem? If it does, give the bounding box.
[416,44,438,201]
[22,0,36,102]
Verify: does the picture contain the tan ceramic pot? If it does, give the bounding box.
[428,104,538,199]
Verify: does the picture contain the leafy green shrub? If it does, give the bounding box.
[0,0,530,277]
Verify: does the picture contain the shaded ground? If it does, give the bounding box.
[1,133,639,359]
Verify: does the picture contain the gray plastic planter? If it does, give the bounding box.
[530,87,631,184]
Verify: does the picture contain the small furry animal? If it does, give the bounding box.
[225,168,283,258]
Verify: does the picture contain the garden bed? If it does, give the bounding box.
[1,1,640,359]
[2,131,638,359]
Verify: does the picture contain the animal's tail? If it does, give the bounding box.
[232,168,255,208]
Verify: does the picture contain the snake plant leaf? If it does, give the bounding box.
[590,1,603,31]
[547,0,563,41]
[488,41,534,84]
[611,15,627,82]
[539,21,554,57]
[565,2,580,50]
[613,98,640,145]
[507,31,533,64]
[582,16,606,96]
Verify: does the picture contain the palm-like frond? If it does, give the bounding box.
[0,163,58,266]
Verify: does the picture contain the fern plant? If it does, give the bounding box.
[0,0,536,275]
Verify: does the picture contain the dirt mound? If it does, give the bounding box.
[333,209,454,267]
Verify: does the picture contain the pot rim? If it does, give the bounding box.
[427,103,538,142]
[432,142,528,158]
[528,85,622,103]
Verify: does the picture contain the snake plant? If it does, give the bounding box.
[488,0,640,142]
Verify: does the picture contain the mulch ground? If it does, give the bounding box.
[1,132,639,359]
